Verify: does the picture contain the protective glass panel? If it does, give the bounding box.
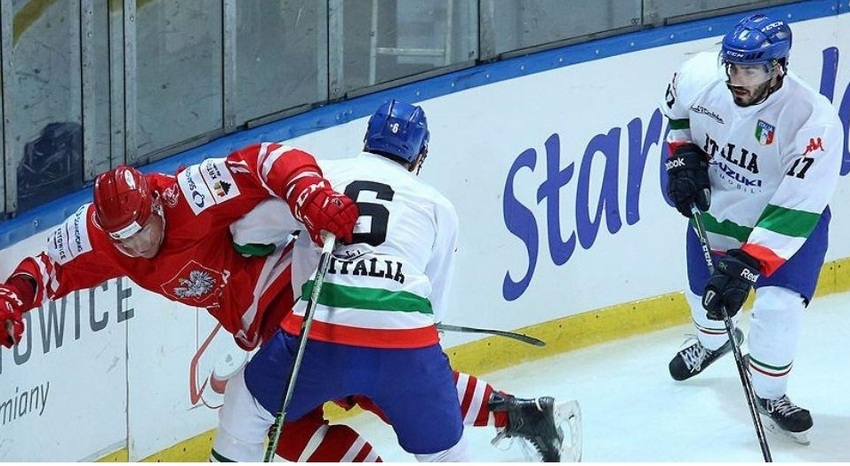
[338,0,478,94]
[4,0,83,213]
[489,0,640,56]
[234,0,326,125]
[650,0,798,23]
[133,0,222,159]
[87,0,115,178]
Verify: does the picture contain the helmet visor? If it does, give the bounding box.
[722,60,775,87]
[113,213,164,258]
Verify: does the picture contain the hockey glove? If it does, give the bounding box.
[0,283,25,348]
[285,175,359,246]
[665,143,711,217]
[702,249,761,320]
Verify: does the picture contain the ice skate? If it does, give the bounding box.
[489,393,582,462]
[554,400,582,462]
[757,394,812,445]
[669,327,744,381]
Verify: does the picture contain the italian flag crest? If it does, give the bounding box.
[755,120,775,145]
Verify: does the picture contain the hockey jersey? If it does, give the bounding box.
[231,152,459,349]
[10,143,315,350]
[662,51,843,275]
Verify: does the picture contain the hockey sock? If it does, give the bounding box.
[275,407,382,462]
[453,371,508,428]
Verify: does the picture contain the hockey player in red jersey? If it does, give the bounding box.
[0,143,358,353]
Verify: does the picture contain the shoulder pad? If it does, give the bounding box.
[664,51,724,117]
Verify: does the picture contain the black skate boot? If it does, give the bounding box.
[669,328,744,381]
[489,393,563,462]
[757,394,813,445]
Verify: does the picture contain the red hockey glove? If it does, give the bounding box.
[285,175,359,246]
[0,284,25,348]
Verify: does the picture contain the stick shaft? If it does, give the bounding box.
[264,233,336,462]
[690,205,772,462]
[436,323,545,347]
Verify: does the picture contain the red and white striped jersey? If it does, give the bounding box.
[10,143,316,350]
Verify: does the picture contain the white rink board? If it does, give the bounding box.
[1,10,850,461]
[0,231,128,461]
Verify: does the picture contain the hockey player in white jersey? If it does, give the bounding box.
[215,102,577,462]
[661,13,842,444]
[211,99,471,461]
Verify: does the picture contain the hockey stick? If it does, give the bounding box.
[436,323,546,347]
[690,205,772,462]
[264,232,336,462]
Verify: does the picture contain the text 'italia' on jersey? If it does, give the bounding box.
[703,133,760,174]
[327,257,406,284]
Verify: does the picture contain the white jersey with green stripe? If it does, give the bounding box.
[662,51,843,275]
[284,152,459,349]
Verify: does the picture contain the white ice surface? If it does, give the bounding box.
[342,291,850,462]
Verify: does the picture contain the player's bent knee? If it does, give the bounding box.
[211,368,275,461]
[754,286,805,316]
[210,429,264,462]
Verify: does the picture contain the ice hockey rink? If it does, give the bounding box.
[342,291,850,462]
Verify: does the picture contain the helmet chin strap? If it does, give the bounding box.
[415,150,427,176]
[154,201,166,233]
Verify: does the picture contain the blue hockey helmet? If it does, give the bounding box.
[364,99,429,164]
[721,14,792,66]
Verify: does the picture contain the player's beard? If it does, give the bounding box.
[727,79,773,107]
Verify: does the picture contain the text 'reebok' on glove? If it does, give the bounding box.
[665,142,711,218]
[0,283,26,348]
[284,173,359,246]
[702,249,761,321]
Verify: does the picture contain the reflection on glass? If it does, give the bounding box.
[17,123,84,212]
[5,0,82,213]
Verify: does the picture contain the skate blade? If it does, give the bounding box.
[761,415,811,445]
[554,400,583,462]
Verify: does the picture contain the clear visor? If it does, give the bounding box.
[113,214,162,258]
[722,59,775,87]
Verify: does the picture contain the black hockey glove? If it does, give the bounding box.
[665,143,711,217]
[702,249,761,320]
